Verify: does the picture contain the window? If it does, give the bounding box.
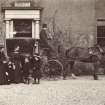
[97,19,105,46]
[13,19,32,37]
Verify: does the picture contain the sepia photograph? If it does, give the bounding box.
[0,0,104,105]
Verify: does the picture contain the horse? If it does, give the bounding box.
[64,45,105,80]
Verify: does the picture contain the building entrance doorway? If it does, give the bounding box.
[3,1,42,54]
[3,5,42,39]
[14,19,32,37]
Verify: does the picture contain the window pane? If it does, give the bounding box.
[14,19,32,37]
[97,26,105,46]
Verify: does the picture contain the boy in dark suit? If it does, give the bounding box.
[32,55,42,84]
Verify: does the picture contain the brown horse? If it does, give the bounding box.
[65,45,105,80]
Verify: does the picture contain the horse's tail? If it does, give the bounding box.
[65,48,70,58]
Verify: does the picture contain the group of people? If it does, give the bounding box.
[22,55,42,84]
[0,51,42,85]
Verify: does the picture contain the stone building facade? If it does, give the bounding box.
[0,0,104,74]
[0,0,104,50]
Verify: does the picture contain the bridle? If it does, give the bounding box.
[95,45,105,54]
[88,45,102,55]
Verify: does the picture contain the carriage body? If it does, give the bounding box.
[4,38,40,83]
[6,38,36,58]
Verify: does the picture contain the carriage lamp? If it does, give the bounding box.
[13,31,17,35]
[34,41,39,54]
[34,43,37,47]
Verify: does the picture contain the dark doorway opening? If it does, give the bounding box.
[97,26,105,46]
[13,19,32,37]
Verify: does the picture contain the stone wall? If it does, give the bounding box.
[0,0,96,49]
[0,0,104,75]
[96,0,105,19]
[40,0,96,49]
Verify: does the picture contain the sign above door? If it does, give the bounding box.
[14,1,31,7]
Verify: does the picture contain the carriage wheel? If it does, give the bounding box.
[45,59,63,79]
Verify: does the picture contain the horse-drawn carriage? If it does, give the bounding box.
[0,35,105,85]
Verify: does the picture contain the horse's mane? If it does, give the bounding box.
[65,45,103,59]
[65,47,88,59]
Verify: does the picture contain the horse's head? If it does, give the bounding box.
[88,45,105,60]
[96,44,105,55]
[89,46,100,54]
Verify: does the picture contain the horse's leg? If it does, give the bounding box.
[93,62,98,80]
[62,62,69,80]
[63,60,75,79]
[63,61,72,80]
[103,65,105,75]
[104,69,105,75]
[70,61,75,73]
[62,65,67,80]
[70,61,77,79]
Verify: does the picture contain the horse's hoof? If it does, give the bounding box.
[71,74,77,79]
[63,77,66,80]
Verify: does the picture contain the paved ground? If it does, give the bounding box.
[0,76,105,105]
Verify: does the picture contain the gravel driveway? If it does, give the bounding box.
[0,76,105,105]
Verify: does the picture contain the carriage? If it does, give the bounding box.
[0,36,105,85]
[4,37,105,83]
[0,34,104,84]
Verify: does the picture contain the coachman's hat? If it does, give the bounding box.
[42,24,47,28]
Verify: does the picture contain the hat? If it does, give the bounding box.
[42,24,47,28]
[33,53,41,58]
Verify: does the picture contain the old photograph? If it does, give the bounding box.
[0,0,104,105]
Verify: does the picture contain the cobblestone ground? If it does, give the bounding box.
[0,76,105,105]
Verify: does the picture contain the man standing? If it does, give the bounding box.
[40,24,52,48]
[39,24,53,58]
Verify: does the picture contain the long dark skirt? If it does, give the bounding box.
[22,63,30,81]
[33,68,41,84]
[14,60,22,83]
[0,62,8,85]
